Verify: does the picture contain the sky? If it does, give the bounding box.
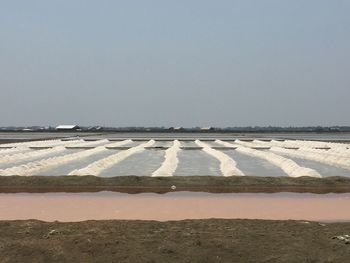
[1,0,349,127]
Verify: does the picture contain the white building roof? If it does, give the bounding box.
[55,125,79,130]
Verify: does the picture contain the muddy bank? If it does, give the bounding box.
[1,219,350,262]
[1,175,350,193]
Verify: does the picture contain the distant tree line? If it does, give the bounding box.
[1,126,350,133]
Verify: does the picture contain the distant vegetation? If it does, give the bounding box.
[1,126,350,133]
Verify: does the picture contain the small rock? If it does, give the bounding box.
[332,234,350,244]
[171,185,176,190]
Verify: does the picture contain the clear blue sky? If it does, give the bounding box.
[1,0,349,127]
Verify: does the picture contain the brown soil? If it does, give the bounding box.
[1,175,350,194]
[0,219,350,263]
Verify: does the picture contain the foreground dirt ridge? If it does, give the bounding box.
[1,219,350,263]
[1,175,350,193]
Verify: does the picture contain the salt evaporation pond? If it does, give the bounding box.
[38,149,119,176]
[179,140,199,147]
[2,192,350,222]
[174,149,221,176]
[275,151,350,177]
[101,149,165,176]
[0,149,82,170]
[152,140,174,147]
[0,133,350,177]
[120,140,147,147]
[224,150,287,176]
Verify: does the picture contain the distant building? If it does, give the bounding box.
[169,127,185,131]
[87,126,103,131]
[55,125,80,131]
[200,127,214,131]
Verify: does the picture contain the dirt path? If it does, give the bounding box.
[1,175,350,194]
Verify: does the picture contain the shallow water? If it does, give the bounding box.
[175,150,221,176]
[39,150,118,176]
[224,150,287,176]
[179,140,197,147]
[1,191,350,222]
[101,149,165,176]
[1,135,350,176]
[276,151,350,177]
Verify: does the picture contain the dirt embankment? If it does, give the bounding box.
[1,175,350,194]
[1,219,350,262]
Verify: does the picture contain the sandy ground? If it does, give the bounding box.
[1,219,350,262]
[1,192,350,222]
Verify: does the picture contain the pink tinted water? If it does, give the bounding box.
[1,192,350,222]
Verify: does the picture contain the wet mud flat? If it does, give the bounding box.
[1,175,350,194]
[1,219,350,262]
